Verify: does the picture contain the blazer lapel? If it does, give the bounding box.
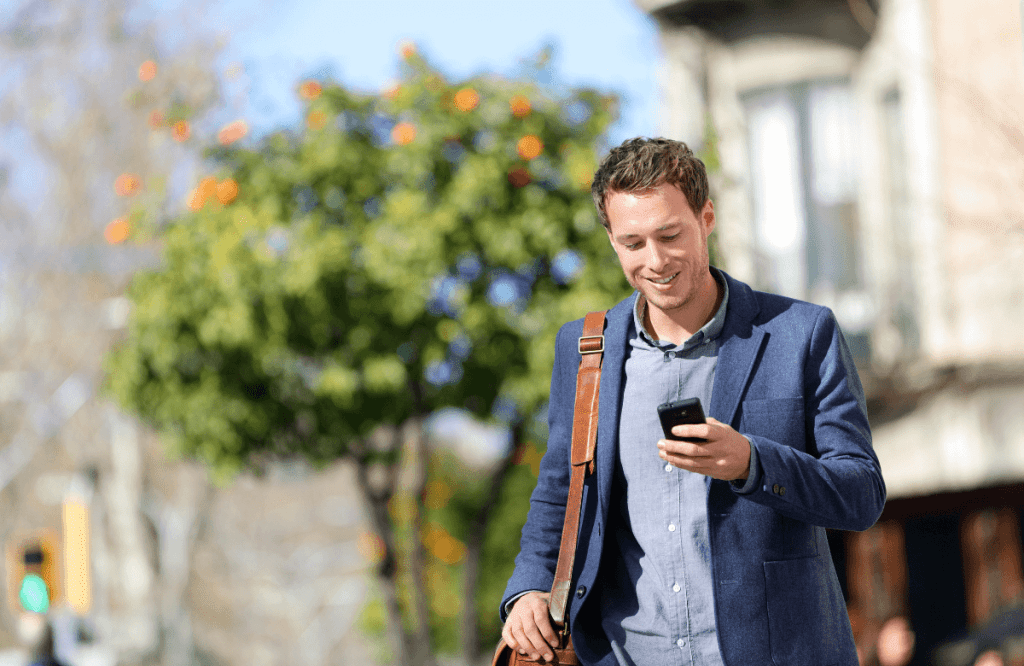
[708,272,767,429]
[594,292,636,519]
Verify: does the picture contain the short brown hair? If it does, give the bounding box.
[591,137,709,228]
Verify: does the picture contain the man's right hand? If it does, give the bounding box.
[502,591,559,663]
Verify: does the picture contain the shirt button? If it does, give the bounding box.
[676,638,686,647]
[668,524,676,532]
[664,463,673,472]
[672,583,681,592]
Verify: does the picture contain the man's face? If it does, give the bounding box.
[604,183,716,318]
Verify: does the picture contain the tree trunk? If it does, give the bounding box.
[460,421,527,664]
[355,428,410,665]
[406,416,438,666]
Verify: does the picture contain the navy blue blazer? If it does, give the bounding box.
[501,271,886,666]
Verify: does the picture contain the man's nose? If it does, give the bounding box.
[646,243,669,271]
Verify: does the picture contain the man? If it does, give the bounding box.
[500,137,885,666]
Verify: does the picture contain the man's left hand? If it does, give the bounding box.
[658,418,751,481]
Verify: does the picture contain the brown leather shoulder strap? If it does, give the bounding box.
[548,310,606,628]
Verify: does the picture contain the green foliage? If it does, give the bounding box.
[106,49,627,476]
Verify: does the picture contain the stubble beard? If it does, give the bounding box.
[632,245,711,320]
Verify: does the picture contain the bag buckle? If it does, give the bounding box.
[578,335,604,355]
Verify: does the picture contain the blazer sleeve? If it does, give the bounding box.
[499,321,580,620]
[739,307,886,532]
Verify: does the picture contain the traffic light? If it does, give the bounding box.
[6,530,61,614]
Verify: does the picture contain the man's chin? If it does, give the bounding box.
[640,290,687,314]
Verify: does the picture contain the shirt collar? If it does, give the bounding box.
[632,267,729,350]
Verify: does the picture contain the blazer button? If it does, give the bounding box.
[772,484,780,494]
[779,486,786,496]
[576,585,586,599]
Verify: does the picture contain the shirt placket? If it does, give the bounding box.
[676,469,698,661]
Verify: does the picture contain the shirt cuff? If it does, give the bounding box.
[730,437,761,494]
[503,590,544,618]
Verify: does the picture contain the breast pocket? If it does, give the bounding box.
[739,398,805,451]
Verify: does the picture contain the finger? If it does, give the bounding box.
[508,606,548,660]
[532,604,559,647]
[509,624,535,658]
[670,423,712,440]
[659,439,712,458]
[524,607,556,660]
[502,620,520,651]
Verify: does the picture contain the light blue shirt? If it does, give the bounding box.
[599,268,760,666]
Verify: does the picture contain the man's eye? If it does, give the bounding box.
[662,234,679,242]
[625,242,641,250]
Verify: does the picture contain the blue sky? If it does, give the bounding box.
[204,0,661,145]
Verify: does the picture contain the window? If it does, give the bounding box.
[881,88,920,355]
[743,79,871,359]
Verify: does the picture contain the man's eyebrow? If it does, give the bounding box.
[615,224,679,241]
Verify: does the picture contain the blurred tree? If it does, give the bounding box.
[0,0,223,250]
[105,44,628,665]
[0,1,226,664]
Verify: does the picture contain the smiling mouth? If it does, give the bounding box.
[647,273,678,285]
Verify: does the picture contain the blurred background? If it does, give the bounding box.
[1,0,1023,665]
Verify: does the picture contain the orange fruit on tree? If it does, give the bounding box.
[104,218,130,244]
[138,60,157,82]
[188,177,218,211]
[392,122,416,145]
[299,81,322,101]
[216,179,238,204]
[114,173,141,197]
[172,120,190,142]
[453,88,479,112]
[306,110,327,130]
[517,135,543,160]
[218,120,248,145]
[510,95,531,118]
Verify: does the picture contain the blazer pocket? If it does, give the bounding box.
[739,398,805,450]
[763,556,851,666]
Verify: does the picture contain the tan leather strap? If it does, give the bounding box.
[548,310,606,629]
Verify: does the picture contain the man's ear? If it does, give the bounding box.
[702,200,716,235]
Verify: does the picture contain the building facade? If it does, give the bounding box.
[633,0,1024,663]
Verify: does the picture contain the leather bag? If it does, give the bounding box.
[491,311,606,666]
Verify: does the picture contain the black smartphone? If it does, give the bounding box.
[657,397,707,440]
